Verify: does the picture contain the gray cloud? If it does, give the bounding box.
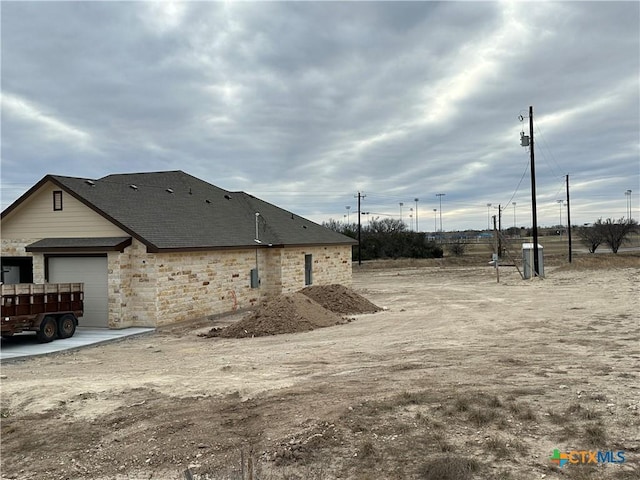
[2,1,638,230]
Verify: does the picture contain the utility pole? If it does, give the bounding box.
[528,106,540,277]
[566,174,572,263]
[498,204,502,258]
[557,199,564,235]
[493,214,499,283]
[414,198,419,232]
[355,192,366,266]
[436,193,445,232]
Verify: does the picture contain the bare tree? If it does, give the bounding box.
[446,239,467,256]
[367,217,406,234]
[322,218,344,233]
[595,217,639,254]
[576,224,604,253]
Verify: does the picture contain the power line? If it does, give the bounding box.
[534,120,565,180]
[502,154,530,209]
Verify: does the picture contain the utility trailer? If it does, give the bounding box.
[1,283,83,343]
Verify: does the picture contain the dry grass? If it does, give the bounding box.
[468,407,498,426]
[554,252,640,271]
[584,424,607,446]
[357,440,377,460]
[417,455,482,480]
[565,403,603,421]
[485,437,511,458]
[507,401,538,421]
[354,243,640,271]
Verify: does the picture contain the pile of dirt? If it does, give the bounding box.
[205,292,346,338]
[300,284,381,314]
[204,285,380,339]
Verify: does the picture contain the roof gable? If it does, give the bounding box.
[1,180,127,239]
[3,171,356,251]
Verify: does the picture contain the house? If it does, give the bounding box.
[1,171,357,328]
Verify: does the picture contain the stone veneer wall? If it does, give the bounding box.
[113,239,157,328]
[278,245,352,294]
[153,248,263,327]
[2,239,353,328]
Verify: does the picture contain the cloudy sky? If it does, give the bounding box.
[1,1,638,231]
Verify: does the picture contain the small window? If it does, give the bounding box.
[304,254,313,286]
[53,191,63,211]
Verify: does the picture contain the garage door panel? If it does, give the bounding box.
[48,257,108,328]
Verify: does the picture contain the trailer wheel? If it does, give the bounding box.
[36,316,57,343]
[57,314,76,339]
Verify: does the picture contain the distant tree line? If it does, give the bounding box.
[323,217,443,261]
[576,218,638,253]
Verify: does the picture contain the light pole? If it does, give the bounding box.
[625,190,632,223]
[409,208,414,231]
[399,202,404,223]
[436,193,445,232]
[486,203,492,231]
[513,202,517,230]
[414,198,419,231]
[557,200,564,234]
[346,206,351,224]
[433,208,437,233]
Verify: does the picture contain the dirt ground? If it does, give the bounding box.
[1,256,639,480]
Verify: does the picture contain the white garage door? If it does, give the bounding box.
[48,256,109,328]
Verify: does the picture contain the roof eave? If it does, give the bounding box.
[26,237,133,253]
[147,241,355,254]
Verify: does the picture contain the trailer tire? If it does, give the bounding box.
[57,314,76,339]
[37,316,57,343]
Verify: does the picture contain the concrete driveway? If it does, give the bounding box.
[0,327,155,362]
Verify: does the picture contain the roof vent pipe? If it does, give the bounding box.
[129,184,138,190]
[166,188,174,194]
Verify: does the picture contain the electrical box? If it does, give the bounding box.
[250,268,259,288]
[522,243,544,279]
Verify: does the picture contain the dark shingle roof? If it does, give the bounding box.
[26,237,132,252]
[7,171,356,252]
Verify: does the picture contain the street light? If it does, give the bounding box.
[399,202,404,223]
[414,198,419,231]
[557,200,565,235]
[513,202,517,230]
[625,190,632,223]
[409,208,414,231]
[436,193,445,232]
[345,206,351,223]
[486,203,492,230]
[433,208,437,233]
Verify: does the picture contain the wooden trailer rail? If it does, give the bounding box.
[1,283,84,342]
[1,283,84,318]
